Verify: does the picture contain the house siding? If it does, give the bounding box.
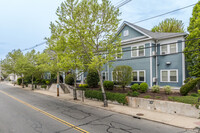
[157,41,183,88]
[120,25,144,41]
[83,23,186,89]
[108,43,151,87]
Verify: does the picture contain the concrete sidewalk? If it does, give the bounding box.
[3,82,200,129]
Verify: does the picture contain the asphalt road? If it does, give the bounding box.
[0,83,195,133]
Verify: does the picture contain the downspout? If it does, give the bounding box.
[155,40,158,85]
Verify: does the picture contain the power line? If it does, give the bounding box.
[100,37,200,54]
[133,3,196,24]
[115,0,132,8]
[22,41,47,51]
[110,48,200,62]
[21,0,131,52]
[20,3,196,52]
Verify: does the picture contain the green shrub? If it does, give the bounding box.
[163,85,172,95]
[85,90,103,101]
[25,84,28,87]
[131,84,139,91]
[155,96,161,99]
[103,81,114,90]
[139,82,148,93]
[112,65,133,90]
[190,93,199,97]
[131,91,140,97]
[180,78,199,96]
[86,69,99,88]
[198,90,200,95]
[184,77,192,83]
[79,84,89,88]
[41,85,47,88]
[17,78,22,85]
[168,96,199,104]
[45,80,50,85]
[65,74,74,85]
[151,85,160,93]
[143,95,151,99]
[85,90,127,105]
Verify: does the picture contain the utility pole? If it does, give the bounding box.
[56,54,59,97]
[57,71,59,97]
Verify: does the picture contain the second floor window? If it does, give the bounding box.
[131,45,145,57]
[161,43,177,55]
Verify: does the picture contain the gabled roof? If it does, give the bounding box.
[120,21,187,40]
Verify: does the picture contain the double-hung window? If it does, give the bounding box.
[161,43,177,55]
[161,70,178,82]
[102,72,108,81]
[131,45,145,57]
[112,71,122,81]
[132,70,145,82]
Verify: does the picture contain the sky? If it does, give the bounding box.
[0,0,198,59]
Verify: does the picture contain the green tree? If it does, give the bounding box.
[45,22,65,96]
[184,2,200,77]
[112,65,132,90]
[151,18,185,33]
[25,50,44,90]
[15,54,33,88]
[55,0,121,107]
[47,25,85,100]
[1,49,23,85]
[87,68,99,88]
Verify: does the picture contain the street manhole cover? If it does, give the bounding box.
[136,113,144,116]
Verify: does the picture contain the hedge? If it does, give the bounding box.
[17,78,22,85]
[65,74,74,85]
[180,78,200,96]
[103,81,114,90]
[85,90,127,105]
[168,96,199,105]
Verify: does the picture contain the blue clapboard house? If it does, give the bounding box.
[98,21,187,89]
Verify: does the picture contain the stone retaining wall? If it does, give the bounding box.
[128,97,200,118]
[65,84,200,118]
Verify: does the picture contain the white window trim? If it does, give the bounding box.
[132,70,146,82]
[160,69,178,82]
[161,43,178,55]
[102,71,108,81]
[116,48,122,59]
[111,71,122,81]
[131,45,145,57]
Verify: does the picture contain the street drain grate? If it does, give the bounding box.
[136,113,144,116]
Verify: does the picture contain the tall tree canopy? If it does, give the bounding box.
[184,1,200,77]
[48,0,121,106]
[151,18,185,33]
[1,49,23,85]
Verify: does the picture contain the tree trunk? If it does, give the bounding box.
[14,72,15,86]
[22,77,24,88]
[97,70,108,107]
[73,72,77,100]
[32,75,34,90]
